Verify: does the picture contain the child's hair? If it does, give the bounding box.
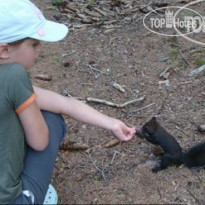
[0,0,68,44]
[9,38,29,46]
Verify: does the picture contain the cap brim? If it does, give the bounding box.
[30,20,68,42]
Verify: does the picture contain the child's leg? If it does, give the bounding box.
[11,111,66,204]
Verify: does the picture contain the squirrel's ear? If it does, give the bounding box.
[150,117,157,128]
[151,117,157,122]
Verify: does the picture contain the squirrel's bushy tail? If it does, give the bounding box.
[182,142,205,168]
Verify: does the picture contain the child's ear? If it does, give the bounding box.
[0,43,9,59]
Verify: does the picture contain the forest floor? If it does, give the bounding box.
[32,0,205,204]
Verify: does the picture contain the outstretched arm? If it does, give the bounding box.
[33,86,135,141]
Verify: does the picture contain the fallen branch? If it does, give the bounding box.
[86,96,145,108]
[188,64,205,77]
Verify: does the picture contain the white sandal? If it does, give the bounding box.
[43,184,58,205]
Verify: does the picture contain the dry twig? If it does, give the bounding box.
[88,154,106,181]
[159,67,172,79]
[128,103,156,115]
[86,96,145,108]
[179,50,192,67]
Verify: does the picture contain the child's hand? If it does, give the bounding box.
[110,119,136,141]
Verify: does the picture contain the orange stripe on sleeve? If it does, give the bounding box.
[15,93,37,114]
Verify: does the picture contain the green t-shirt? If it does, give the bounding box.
[0,63,36,204]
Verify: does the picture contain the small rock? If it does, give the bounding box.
[123,17,132,23]
[198,124,205,133]
[158,80,171,89]
[143,160,158,168]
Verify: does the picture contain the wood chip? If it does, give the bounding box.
[113,83,126,92]
[104,28,115,33]
[84,9,102,18]
[94,8,108,16]
[34,74,52,81]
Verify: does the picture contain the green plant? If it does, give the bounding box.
[169,49,179,58]
[195,58,205,67]
[52,0,65,6]
[192,49,205,54]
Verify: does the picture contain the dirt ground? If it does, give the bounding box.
[32,0,204,204]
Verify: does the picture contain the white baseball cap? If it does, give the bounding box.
[0,0,68,43]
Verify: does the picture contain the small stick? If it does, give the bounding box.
[159,67,171,79]
[187,189,201,205]
[110,151,117,164]
[58,153,72,169]
[87,64,109,75]
[175,126,192,138]
[110,150,123,164]
[157,186,162,199]
[129,103,156,114]
[193,171,204,182]
[179,50,192,67]
[86,96,145,108]
[188,64,205,77]
[88,154,106,181]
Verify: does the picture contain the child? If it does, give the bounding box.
[0,0,136,204]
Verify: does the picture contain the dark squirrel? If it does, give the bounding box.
[136,117,205,172]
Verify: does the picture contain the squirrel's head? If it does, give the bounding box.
[136,117,158,138]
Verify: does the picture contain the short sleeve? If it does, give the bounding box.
[6,64,37,114]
